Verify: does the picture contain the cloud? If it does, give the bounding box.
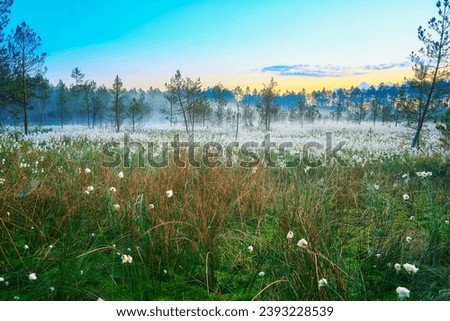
[261,61,411,78]
[363,62,411,70]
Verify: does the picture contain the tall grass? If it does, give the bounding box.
[0,137,449,300]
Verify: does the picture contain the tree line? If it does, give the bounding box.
[0,0,450,148]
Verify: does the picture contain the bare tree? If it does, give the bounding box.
[410,0,450,148]
[233,86,243,139]
[165,70,205,134]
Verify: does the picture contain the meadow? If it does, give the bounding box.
[0,122,449,301]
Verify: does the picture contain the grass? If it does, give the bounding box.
[0,134,449,301]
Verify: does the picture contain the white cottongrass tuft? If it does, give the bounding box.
[396,286,410,299]
[373,184,380,190]
[84,168,91,174]
[166,190,173,198]
[28,273,37,281]
[247,245,254,253]
[318,278,328,288]
[121,254,133,264]
[403,263,419,274]
[23,244,29,250]
[117,171,124,179]
[286,231,294,239]
[297,238,308,248]
[402,194,410,201]
[258,271,265,277]
[445,220,449,225]
[0,277,4,282]
[416,171,432,178]
[376,253,382,259]
[394,263,401,271]
[113,204,120,211]
[406,236,412,243]
[49,287,55,293]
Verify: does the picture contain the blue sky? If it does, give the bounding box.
[7,0,435,91]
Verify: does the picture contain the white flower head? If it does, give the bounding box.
[48,244,54,249]
[373,184,380,190]
[445,220,449,225]
[97,297,104,301]
[251,167,258,174]
[394,263,401,271]
[149,204,155,209]
[166,190,173,198]
[13,296,19,301]
[376,253,382,259]
[396,286,410,299]
[286,231,294,239]
[0,277,4,282]
[410,216,415,221]
[49,287,55,293]
[121,254,133,264]
[318,278,328,288]
[113,204,120,211]
[258,271,265,277]
[109,187,117,193]
[84,168,91,174]
[403,263,419,274]
[117,171,124,179]
[402,194,410,201]
[402,173,409,179]
[28,273,37,281]
[297,238,308,248]
[23,244,29,250]
[406,236,412,243]
[247,245,254,253]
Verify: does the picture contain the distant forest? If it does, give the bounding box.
[0,69,448,133]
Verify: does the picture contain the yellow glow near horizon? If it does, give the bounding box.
[97,67,414,93]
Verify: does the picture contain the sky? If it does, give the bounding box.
[7,0,436,92]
